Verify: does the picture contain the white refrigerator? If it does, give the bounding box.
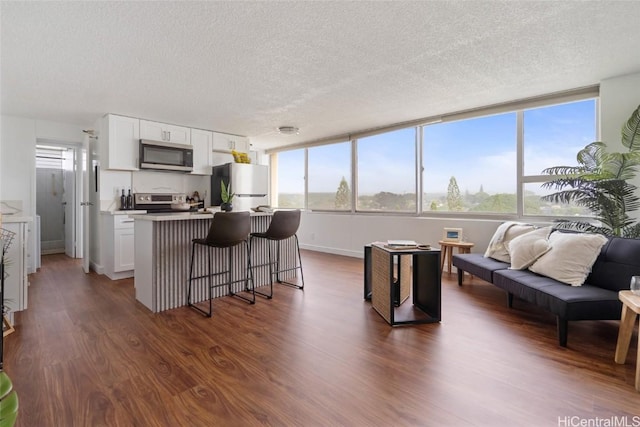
[211,163,269,211]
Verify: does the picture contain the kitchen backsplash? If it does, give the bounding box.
[100,170,210,211]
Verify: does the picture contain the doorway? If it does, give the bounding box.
[35,142,84,261]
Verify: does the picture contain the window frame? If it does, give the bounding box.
[268,87,599,220]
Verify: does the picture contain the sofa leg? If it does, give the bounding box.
[457,269,463,286]
[507,292,513,308]
[557,317,568,347]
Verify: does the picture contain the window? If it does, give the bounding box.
[270,91,598,218]
[522,99,597,216]
[36,146,65,169]
[274,149,305,208]
[307,141,351,210]
[422,113,517,214]
[357,128,416,212]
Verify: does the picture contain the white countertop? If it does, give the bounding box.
[1,215,33,223]
[129,211,272,221]
[101,210,148,215]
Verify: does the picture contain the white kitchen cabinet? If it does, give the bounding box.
[101,114,140,171]
[190,128,213,175]
[140,120,191,145]
[102,214,135,279]
[212,132,250,153]
[2,221,29,314]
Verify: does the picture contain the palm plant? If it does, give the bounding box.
[541,104,640,237]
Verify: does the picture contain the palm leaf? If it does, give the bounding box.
[622,104,640,151]
[604,151,640,180]
[623,223,640,238]
[576,141,606,171]
[552,220,613,236]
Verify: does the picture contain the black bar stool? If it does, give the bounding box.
[187,211,255,317]
[250,209,304,299]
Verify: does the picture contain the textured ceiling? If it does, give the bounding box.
[2,1,640,150]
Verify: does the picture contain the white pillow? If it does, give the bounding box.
[485,222,536,263]
[528,232,608,286]
[507,226,553,270]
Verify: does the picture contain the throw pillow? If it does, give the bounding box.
[484,222,536,263]
[528,232,608,286]
[507,226,553,270]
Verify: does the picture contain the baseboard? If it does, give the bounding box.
[41,248,65,255]
[90,261,104,275]
[299,243,363,259]
[105,270,134,281]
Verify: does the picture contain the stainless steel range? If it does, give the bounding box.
[134,193,187,212]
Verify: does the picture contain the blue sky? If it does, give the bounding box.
[277,99,596,195]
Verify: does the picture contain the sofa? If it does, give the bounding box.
[452,229,640,347]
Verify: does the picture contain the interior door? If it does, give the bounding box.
[74,146,84,259]
[62,148,75,257]
[82,135,91,273]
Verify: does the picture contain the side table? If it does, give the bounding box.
[370,244,441,326]
[614,290,640,392]
[438,240,474,275]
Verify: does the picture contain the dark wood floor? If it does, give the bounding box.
[4,251,640,426]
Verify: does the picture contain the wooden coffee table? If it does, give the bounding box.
[438,240,474,275]
[614,290,640,391]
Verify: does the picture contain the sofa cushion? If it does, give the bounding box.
[493,269,621,320]
[507,226,553,270]
[484,222,536,263]
[529,232,608,286]
[586,237,640,292]
[452,253,509,283]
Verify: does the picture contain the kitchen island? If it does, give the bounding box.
[130,211,296,313]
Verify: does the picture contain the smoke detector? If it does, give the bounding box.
[277,126,299,135]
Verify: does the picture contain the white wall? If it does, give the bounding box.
[298,212,552,258]
[600,72,640,221]
[600,72,640,150]
[1,115,86,272]
[1,116,36,218]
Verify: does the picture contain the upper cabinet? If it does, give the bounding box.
[100,115,251,171]
[101,114,140,171]
[212,132,250,153]
[190,128,213,175]
[140,120,191,145]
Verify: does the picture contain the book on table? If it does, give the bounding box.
[385,240,418,249]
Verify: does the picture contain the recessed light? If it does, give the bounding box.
[277,126,299,135]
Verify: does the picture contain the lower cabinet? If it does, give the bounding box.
[103,214,135,279]
[3,221,29,314]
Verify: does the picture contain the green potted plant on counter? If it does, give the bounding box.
[220,180,235,212]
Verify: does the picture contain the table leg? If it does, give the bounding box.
[636,317,640,392]
[615,304,637,364]
[440,246,447,274]
[447,247,453,273]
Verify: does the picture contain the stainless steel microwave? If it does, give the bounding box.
[139,139,193,172]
